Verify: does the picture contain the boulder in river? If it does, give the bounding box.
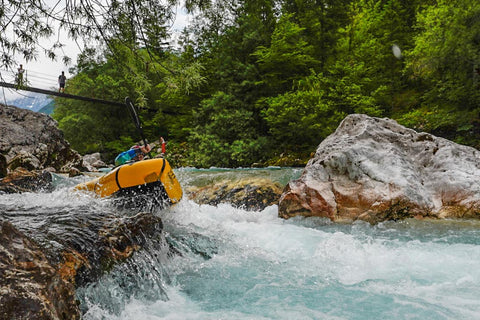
[0,104,84,177]
[82,152,107,172]
[278,114,480,224]
[187,177,283,211]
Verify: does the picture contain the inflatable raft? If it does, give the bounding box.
[75,158,182,207]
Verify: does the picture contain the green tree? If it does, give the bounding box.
[402,0,480,146]
[189,92,269,167]
[261,72,347,150]
[53,41,204,161]
[253,14,318,95]
[53,69,135,156]
[280,0,352,68]
[187,0,278,166]
[326,0,420,117]
[0,0,210,71]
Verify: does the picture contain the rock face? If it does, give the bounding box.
[0,211,165,320]
[187,177,283,211]
[56,211,164,288]
[278,114,480,223]
[0,104,84,177]
[0,221,80,319]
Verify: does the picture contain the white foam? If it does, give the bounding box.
[156,200,480,318]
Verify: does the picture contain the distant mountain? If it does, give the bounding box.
[7,92,54,113]
[38,100,56,115]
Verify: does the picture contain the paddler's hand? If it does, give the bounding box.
[141,144,152,154]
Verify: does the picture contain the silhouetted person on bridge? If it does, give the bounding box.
[58,71,66,93]
[16,64,25,88]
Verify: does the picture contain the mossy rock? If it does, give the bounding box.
[187,177,284,211]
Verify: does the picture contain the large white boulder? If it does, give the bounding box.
[278,114,480,223]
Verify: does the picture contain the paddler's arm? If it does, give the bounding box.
[140,144,151,154]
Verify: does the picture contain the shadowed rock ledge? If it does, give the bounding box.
[0,212,164,320]
[279,114,480,224]
[0,220,79,320]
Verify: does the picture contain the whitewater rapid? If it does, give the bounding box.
[2,168,480,319]
[82,200,480,319]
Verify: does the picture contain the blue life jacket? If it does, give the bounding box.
[114,148,141,166]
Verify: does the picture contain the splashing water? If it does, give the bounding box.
[2,168,480,319]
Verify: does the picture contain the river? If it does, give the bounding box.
[2,167,480,319]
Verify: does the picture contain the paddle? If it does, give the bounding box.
[125,97,150,154]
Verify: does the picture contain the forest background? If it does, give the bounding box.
[49,0,480,168]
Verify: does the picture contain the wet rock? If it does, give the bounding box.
[82,153,107,172]
[1,210,165,320]
[278,114,480,223]
[187,177,283,211]
[52,212,164,287]
[0,167,53,193]
[96,212,163,273]
[0,220,80,320]
[0,154,6,178]
[68,167,82,177]
[0,104,84,174]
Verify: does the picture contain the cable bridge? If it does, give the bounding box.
[0,81,124,107]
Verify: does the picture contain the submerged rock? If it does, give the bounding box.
[0,167,53,193]
[0,104,84,177]
[187,177,283,211]
[58,211,164,287]
[279,114,480,223]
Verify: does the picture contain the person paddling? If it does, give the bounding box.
[114,144,152,166]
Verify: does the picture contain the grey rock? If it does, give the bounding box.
[0,104,84,174]
[82,153,107,172]
[279,114,480,223]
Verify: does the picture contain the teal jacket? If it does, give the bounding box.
[114,148,142,166]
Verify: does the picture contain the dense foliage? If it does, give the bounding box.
[41,0,480,167]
